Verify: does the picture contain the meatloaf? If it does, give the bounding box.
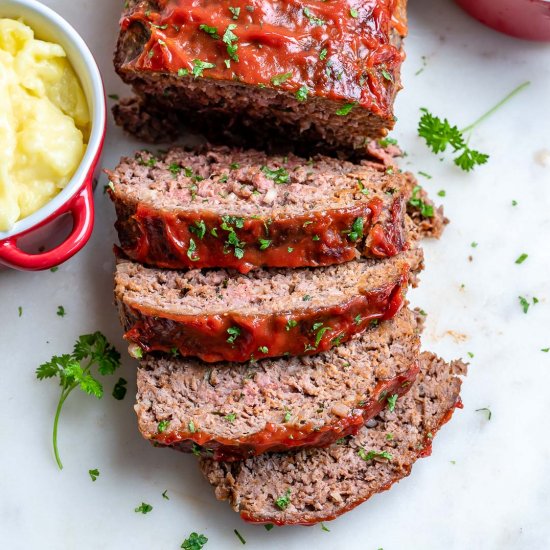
[107,146,409,273]
[115,249,422,363]
[136,308,421,461]
[200,351,466,525]
[114,0,408,154]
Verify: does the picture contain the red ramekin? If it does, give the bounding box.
[456,0,550,41]
[0,0,106,271]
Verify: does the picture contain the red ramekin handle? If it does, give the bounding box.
[0,183,95,271]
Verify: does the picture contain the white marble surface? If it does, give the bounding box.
[1,1,550,548]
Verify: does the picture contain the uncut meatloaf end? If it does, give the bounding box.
[115,249,422,363]
[135,307,421,461]
[199,351,466,525]
[106,146,410,272]
[114,0,408,155]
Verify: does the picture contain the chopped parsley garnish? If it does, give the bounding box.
[234,529,246,545]
[224,412,237,422]
[264,524,274,531]
[418,171,432,179]
[187,238,200,262]
[112,377,128,400]
[471,242,478,248]
[542,348,549,353]
[162,490,170,500]
[512,199,518,206]
[36,332,121,469]
[313,323,332,347]
[354,315,362,325]
[357,448,393,462]
[57,305,66,317]
[181,532,208,549]
[408,185,434,218]
[258,346,269,354]
[50,266,59,272]
[519,296,531,314]
[515,253,528,264]
[226,326,241,344]
[387,394,398,412]
[286,319,298,331]
[89,468,99,481]
[319,48,327,60]
[295,86,308,101]
[475,407,492,420]
[261,165,289,184]
[157,420,170,433]
[303,295,312,301]
[321,523,330,532]
[438,189,446,197]
[380,67,393,82]
[303,7,325,26]
[350,8,359,18]
[275,488,291,510]
[385,433,394,441]
[18,306,22,317]
[230,162,240,170]
[108,93,119,100]
[258,238,272,250]
[169,163,181,175]
[192,59,215,78]
[178,68,189,77]
[335,103,355,116]
[135,502,153,514]
[344,217,364,242]
[467,352,475,358]
[223,24,239,62]
[271,72,293,86]
[229,6,240,19]
[378,136,398,147]
[312,235,320,241]
[199,24,219,39]
[188,420,196,433]
[189,220,207,239]
[287,247,294,253]
[284,409,292,422]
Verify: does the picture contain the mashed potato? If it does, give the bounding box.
[0,18,90,231]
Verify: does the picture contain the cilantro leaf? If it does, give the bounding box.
[181,532,208,550]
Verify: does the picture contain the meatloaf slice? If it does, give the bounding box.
[136,308,421,461]
[200,351,466,525]
[107,146,409,272]
[114,0,407,154]
[115,248,423,363]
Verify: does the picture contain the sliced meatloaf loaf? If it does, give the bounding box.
[115,248,423,363]
[200,351,466,525]
[107,147,409,272]
[136,308,421,461]
[114,0,407,154]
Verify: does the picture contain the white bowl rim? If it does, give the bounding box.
[0,0,106,241]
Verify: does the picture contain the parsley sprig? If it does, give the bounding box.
[36,332,121,469]
[418,82,529,171]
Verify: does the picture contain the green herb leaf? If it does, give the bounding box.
[157,420,170,433]
[286,319,298,331]
[89,468,99,481]
[335,103,355,116]
[229,6,240,19]
[57,305,66,317]
[258,346,269,354]
[223,24,239,61]
[189,220,207,239]
[408,185,434,218]
[321,523,330,532]
[295,86,308,101]
[319,48,327,60]
[344,217,364,242]
[271,72,293,86]
[475,407,492,420]
[227,326,241,344]
[112,377,127,401]
[387,394,398,412]
[357,448,393,462]
[303,7,325,26]
[261,165,289,184]
[187,238,200,262]
[135,502,153,514]
[162,490,170,499]
[199,24,219,39]
[264,524,274,531]
[519,296,530,314]
[178,68,189,77]
[350,8,359,18]
[259,238,272,250]
[36,333,121,469]
[181,532,208,550]
[275,488,291,510]
[192,59,215,78]
[515,253,528,264]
